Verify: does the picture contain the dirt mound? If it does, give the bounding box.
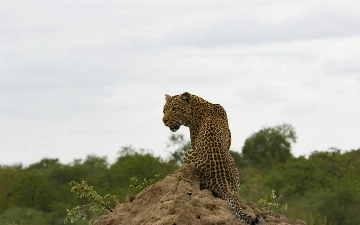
[94,164,307,225]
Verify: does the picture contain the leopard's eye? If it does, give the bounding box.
[171,107,176,112]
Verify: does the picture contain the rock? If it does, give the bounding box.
[94,164,306,225]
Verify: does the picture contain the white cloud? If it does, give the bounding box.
[320,37,360,77]
[164,1,360,47]
[1,0,360,165]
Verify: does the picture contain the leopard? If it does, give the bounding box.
[162,92,266,225]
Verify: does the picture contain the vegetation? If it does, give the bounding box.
[166,134,192,165]
[258,190,287,213]
[242,123,296,170]
[0,123,359,225]
[64,181,120,224]
[129,174,161,194]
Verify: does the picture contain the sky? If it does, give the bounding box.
[0,0,359,166]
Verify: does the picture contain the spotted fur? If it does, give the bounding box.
[162,92,265,225]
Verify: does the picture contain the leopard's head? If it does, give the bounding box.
[162,92,192,132]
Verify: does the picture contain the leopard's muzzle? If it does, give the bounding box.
[168,122,180,132]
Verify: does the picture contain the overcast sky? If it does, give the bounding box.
[1,1,359,166]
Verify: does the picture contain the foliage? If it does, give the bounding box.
[129,174,161,194]
[65,173,161,224]
[64,181,119,225]
[238,167,267,203]
[242,123,296,170]
[0,165,22,213]
[0,130,359,225]
[258,190,287,213]
[307,214,335,225]
[166,134,192,164]
[105,146,178,201]
[265,157,322,198]
[229,150,249,168]
[11,171,54,212]
[0,207,47,225]
[316,181,360,225]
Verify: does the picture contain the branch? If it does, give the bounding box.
[101,202,113,212]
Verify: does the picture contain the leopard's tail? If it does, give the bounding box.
[218,189,266,225]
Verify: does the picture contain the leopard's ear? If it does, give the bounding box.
[165,94,171,102]
[181,92,191,104]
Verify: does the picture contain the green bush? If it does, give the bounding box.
[64,181,119,225]
[0,207,47,225]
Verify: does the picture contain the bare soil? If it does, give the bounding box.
[94,164,307,225]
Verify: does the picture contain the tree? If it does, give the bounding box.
[242,123,296,170]
[11,171,54,212]
[0,207,47,225]
[309,148,360,183]
[316,180,360,225]
[265,157,322,197]
[229,150,250,168]
[0,165,23,213]
[167,134,191,165]
[239,167,268,203]
[27,158,61,171]
[104,146,178,201]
